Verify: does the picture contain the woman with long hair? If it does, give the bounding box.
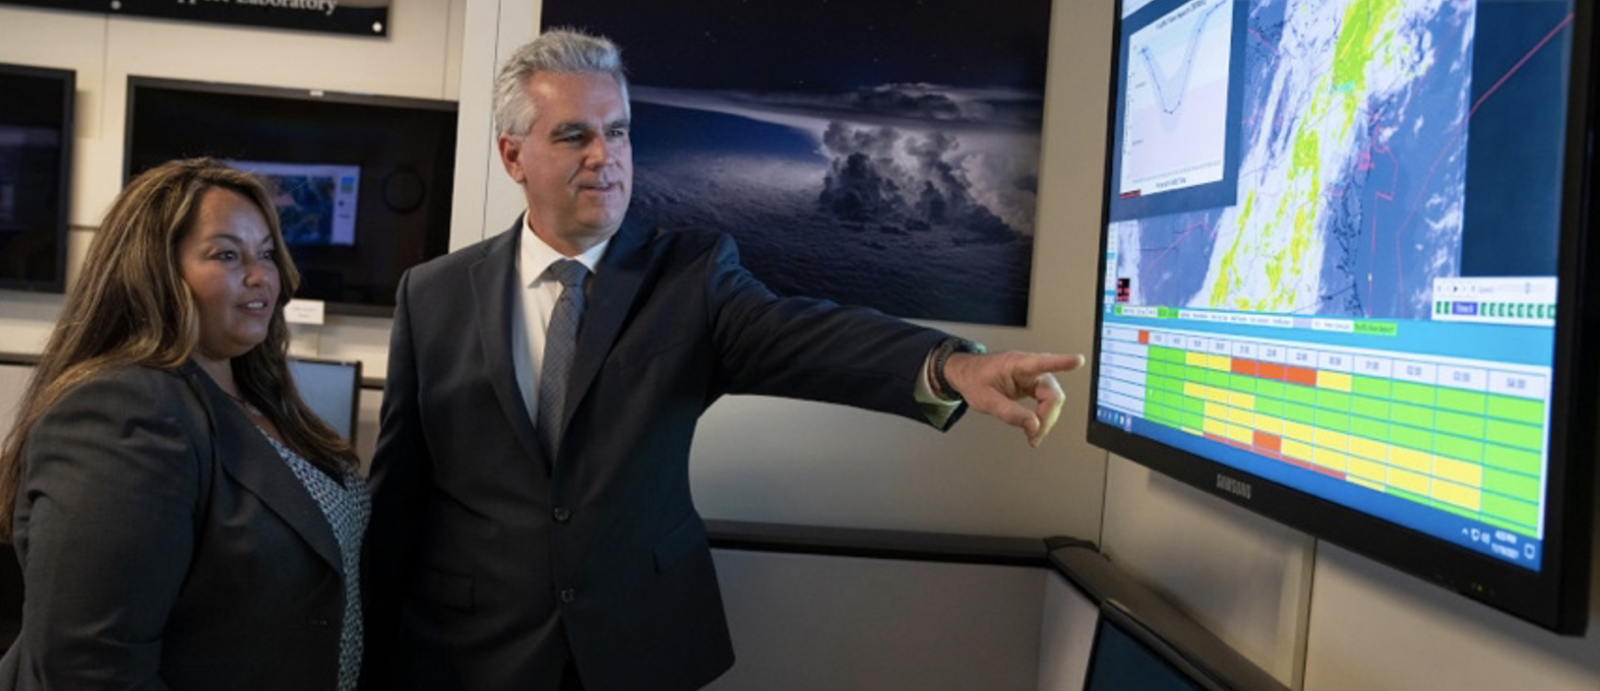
[0,158,367,690]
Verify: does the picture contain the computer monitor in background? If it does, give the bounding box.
[287,356,362,443]
[1083,604,1221,691]
[1087,0,1598,633]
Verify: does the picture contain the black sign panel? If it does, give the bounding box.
[1,0,391,37]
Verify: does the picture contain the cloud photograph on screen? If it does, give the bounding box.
[540,0,1052,325]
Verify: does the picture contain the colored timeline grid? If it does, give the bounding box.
[1097,325,1549,538]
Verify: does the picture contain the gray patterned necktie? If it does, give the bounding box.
[537,259,588,459]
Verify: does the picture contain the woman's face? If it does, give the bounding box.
[177,187,281,367]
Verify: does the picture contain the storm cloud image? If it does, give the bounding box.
[542,0,1052,325]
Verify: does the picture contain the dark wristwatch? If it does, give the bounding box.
[932,337,986,402]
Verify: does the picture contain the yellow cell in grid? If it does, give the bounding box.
[1349,476,1385,493]
[1227,391,1256,409]
[1208,354,1232,371]
[1318,370,1353,392]
[1254,414,1284,435]
[1313,447,1350,471]
[1348,437,1388,463]
[1433,481,1482,512]
[1186,351,1210,367]
[1227,424,1254,445]
[1203,417,1228,438]
[1348,457,1387,484]
[1388,467,1431,495]
[1204,402,1228,421]
[1313,428,1349,451]
[1284,421,1315,444]
[1282,439,1315,462]
[1389,446,1431,474]
[1184,381,1208,400]
[1433,456,1484,487]
[1204,387,1230,404]
[1227,407,1255,427]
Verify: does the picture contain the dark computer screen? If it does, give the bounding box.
[0,62,73,293]
[1083,605,1221,691]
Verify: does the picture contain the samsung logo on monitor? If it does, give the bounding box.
[1216,473,1252,500]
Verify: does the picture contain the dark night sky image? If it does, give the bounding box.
[542,0,1053,325]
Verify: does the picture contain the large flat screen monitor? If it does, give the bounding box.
[1087,0,1597,633]
[0,63,73,293]
[124,77,457,316]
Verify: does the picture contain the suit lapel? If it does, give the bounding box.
[181,363,343,572]
[564,222,652,432]
[470,221,546,465]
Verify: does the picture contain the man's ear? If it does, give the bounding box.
[498,134,524,182]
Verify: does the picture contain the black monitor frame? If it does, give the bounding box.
[123,76,458,317]
[1085,0,1597,634]
[0,62,74,293]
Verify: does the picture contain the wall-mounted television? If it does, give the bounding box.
[124,76,457,316]
[0,62,74,293]
[1087,0,1596,633]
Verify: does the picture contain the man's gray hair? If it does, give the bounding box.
[493,28,630,137]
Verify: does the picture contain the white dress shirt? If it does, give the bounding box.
[511,218,609,424]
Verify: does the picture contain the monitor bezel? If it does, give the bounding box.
[122,75,458,317]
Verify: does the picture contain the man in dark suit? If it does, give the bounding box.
[362,29,1084,691]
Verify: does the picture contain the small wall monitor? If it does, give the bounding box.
[287,355,362,443]
[1087,0,1596,633]
[0,63,74,293]
[124,76,457,316]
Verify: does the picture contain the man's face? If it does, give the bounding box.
[499,71,632,256]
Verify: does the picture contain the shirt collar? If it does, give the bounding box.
[518,214,610,287]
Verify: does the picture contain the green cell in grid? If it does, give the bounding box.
[1283,402,1318,426]
[1230,374,1257,394]
[1316,389,1351,411]
[1392,381,1436,406]
[1256,380,1285,400]
[1154,347,1183,363]
[1435,410,1486,439]
[1390,402,1433,429]
[1207,370,1232,388]
[1349,416,1389,442]
[1434,434,1484,462]
[1352,375,1392,398]
[1148,361,1172,378]
[1255,398,1284,417]
[1485,468,1541,503]
[1314,409,1351,432]
[1437,388,1487,414]
[1483,444,1541,476]
[1184,396,1206,415]
[1486,419,1543,453]
[1184,411,1206,430]
[1283,384,1318,406]
[1481,513,1538,538]
[1390,424,1433,453]
[1482,493,1540,532]
[1186,365,1209,383]
[1350,396,1390,420]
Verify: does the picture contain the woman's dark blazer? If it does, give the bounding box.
[0,361,348,690]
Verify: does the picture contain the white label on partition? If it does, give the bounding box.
[285,299,326,325]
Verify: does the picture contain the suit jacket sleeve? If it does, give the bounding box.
[703,232,957,423]
[8,370,204,691]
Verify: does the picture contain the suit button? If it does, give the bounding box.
[553,508,572,523]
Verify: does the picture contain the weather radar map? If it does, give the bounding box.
[1110,0,1474,321]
